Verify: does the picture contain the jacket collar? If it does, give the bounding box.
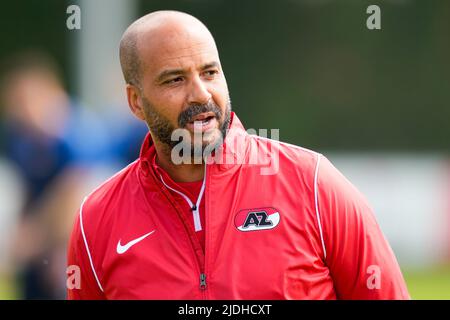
[139,111,249,176]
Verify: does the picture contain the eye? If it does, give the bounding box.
[164,77,184,85]
[203,69,219,78]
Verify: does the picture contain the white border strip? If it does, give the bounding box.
[159,165,207,232]
[75,160,139,294]
[195,163,207,231]
[79,196,105,292]
[257,136,327,259]
[314,154,327,260]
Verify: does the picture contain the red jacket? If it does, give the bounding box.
[67,112,410,299]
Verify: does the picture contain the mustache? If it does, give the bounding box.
[178,101,223,128]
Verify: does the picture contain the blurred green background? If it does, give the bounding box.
[1,0,449,151]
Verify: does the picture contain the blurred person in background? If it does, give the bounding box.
[0,52,146,299]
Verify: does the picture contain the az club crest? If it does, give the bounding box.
[234,207,280,232]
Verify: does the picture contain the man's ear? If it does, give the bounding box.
[126,84,146,121]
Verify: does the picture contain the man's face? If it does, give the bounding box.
[133,23,231,156]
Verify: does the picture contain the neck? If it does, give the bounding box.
[154,142,205,183]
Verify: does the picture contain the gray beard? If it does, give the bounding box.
[142,96,232,160]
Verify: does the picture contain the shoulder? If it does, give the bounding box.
[79,160,140,227]
[249,134,321,172]
[316,155,369,205]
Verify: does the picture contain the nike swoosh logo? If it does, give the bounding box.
[116,230,155,254]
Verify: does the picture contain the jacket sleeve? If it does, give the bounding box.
[316,155,410,299]
[67,209,105,300]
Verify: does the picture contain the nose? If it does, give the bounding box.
[187,75,212,105]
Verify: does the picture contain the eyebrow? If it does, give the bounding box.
[156,61,220,83]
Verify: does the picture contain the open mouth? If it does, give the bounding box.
[185,112,218,132]
[188,112,215,125]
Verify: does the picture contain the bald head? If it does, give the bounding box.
[119,11,218,88]
[120,11,231,160]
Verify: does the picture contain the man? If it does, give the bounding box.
[67,10,410,299]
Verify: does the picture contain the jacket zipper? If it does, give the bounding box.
[200,273,207,290]
[158,164,208,297]
[202,162,209,298]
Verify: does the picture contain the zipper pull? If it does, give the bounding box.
[200,273,207,290]
[191,204,197,211]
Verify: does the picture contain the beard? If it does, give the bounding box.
[141,96,232,159]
